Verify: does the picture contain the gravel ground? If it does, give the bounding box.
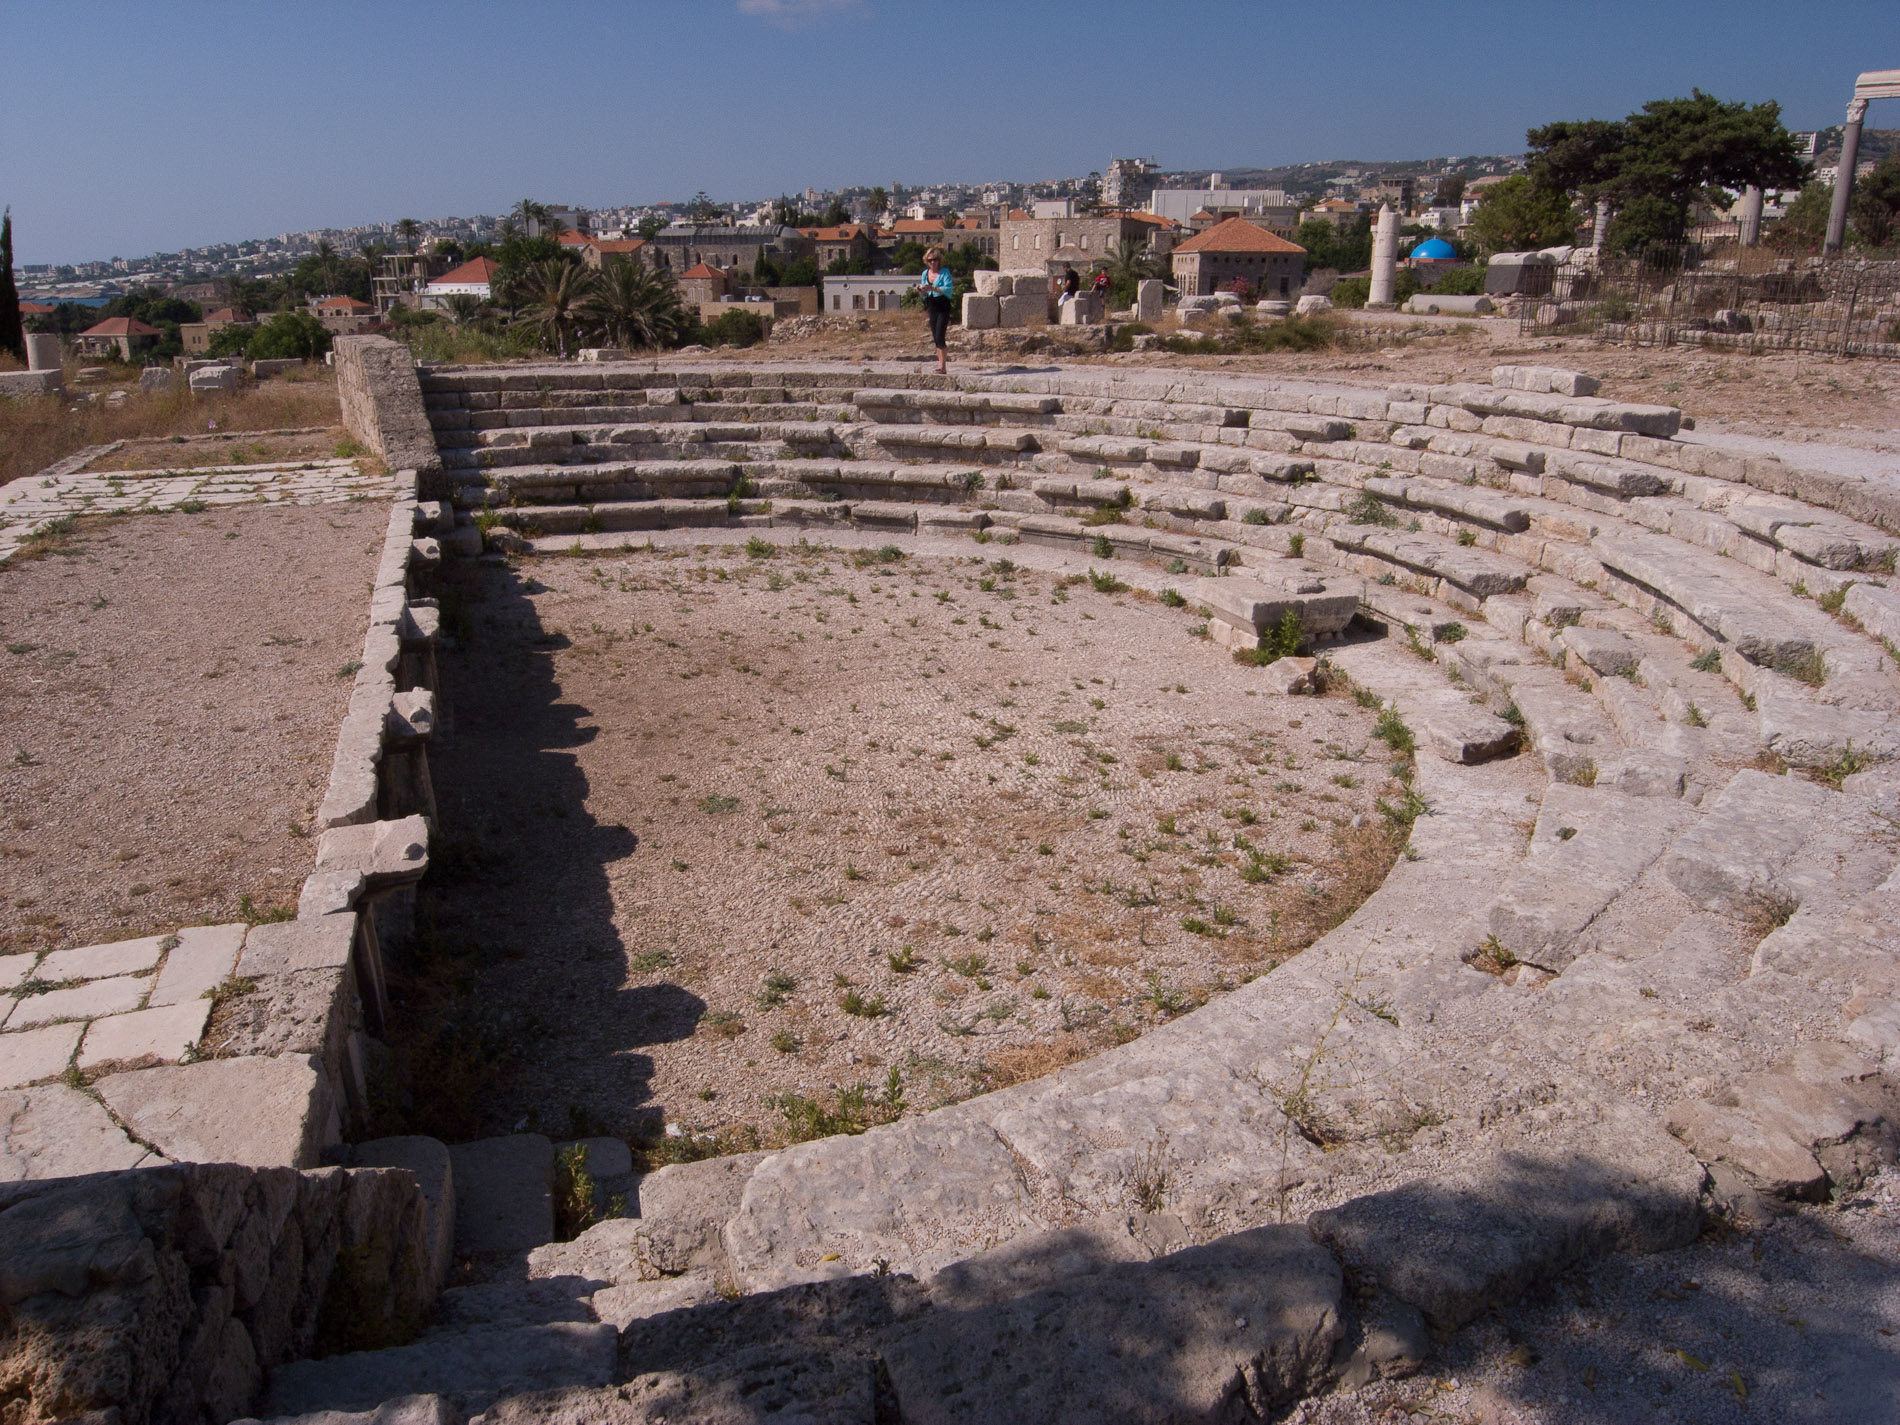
[0,502,388,955]
[414,540,1402,1145]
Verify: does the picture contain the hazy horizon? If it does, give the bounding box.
[5,0,1895,267]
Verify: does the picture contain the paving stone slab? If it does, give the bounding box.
[0,955,33,993]
[95,1054,336,1169]
[450,1134,554,1256]
[4,972,149,1029]
[0,1021,84,1090]
[76,999,212,1070]
[0,1084,151,1179]
[263,1323,617,1418]
[149,922,246,1006]
[37,934,165,983]
[632,1149,774,1275]
[879,1226,1343,1425]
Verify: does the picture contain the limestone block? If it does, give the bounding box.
[1295,295,1333,315]
[96,1055,338,1169]
[260,1323,617,1419]
[1256,299,1292,318]
[240,915,356,977]
[449,1135,554,1255]
[0,1084,150,1179]
[385,690,436,746]
[150,922,246,1006]
[39,935,165,983]
[996,292,1047,328]
[314,815,430,892]
[0,370,63,398]
[589,1274,724,1329]
[1057,294,1103,325]
[1662,769,1830,913]
[189,364,239,393]
[1490,364,1600,397]
[76,1000,212,1070]
[960,293,999,330]
[1135,279,1164,322]
[352,1137,455,1292]
[1404,294,1493,316]
[250,358,304,378]
[973,270,1012,297]
[139,366,177,394]
[879,1227,1343,1424]
[5,973,148,1029]
[1310,1109,1702,1330]
[723,1116,1042,1292]
[634,1149,773,1275]
[1559,625,1640,677]
[0,1021,84,1090]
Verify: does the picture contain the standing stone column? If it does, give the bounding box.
[1591,198,1612,251]
[25,333,61,372]
[1825,98,1867,253]
[1367,205,1399,308]
[1738,186,1765,247]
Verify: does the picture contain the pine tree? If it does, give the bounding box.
[0,209,25,364]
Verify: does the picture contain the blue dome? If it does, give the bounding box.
[1410,238,1458,261]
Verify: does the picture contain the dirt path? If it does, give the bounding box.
[0,501,389,956]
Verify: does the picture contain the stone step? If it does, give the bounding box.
[453,460,741,506]
[448,1134,554,1258]
[860,423,1045,460]
[1327,525,1534,605]
[1360,474,1532,533]
[1479,785,1696,974]
[1441,638,1624,783]
[259,1322,617,1419]
[1593,529,1842,667]
[853,388,1061,419]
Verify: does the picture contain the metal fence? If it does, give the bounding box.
[1520,243,1900,357]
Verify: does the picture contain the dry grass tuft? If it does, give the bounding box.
[0,372,341,489]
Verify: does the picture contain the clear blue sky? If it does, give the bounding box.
[6,0,1896,266]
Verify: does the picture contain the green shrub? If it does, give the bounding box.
[704,309,766,348]
[1426,263,1489,296]
[1328,277,1371,309]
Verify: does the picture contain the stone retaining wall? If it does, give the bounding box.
[336,336,446,501]
[0,1161,437,1425]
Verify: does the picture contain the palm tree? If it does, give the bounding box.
[585,260,687,350]
[515,258,600,357]
[314,239,341,293]
[513,199,556,237]
[1104,239,1161,306]
[395,218,421,253]
[442,294,486,327]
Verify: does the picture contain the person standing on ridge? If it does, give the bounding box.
[915,246,954,376]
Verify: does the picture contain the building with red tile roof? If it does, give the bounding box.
[76,316,161,360]
[1171,216,1307,299]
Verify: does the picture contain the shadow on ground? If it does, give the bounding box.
[374,559,700,1143]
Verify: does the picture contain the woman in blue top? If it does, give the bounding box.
[915,246,954,375]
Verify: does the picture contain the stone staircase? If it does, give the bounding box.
[230,351,1900,1424]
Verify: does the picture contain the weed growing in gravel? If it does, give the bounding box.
[840,989,889,1018]
[553,1143,599,1240]
[1691,647,1722,673]
[771,1030,800,1054]
[1129,1139,1172,1212]
[774,1069,904,1142]
[1373,708,1415,755]
[946,953,989,978]
[698,794,740,814]
[1234,609,1306,667]
[1813,743,1871,788]
[744,537,776,559]
[699,1009,746,1039]
[757,969,797,1008]
[1159,588,1186,608]
[888,946,919,973]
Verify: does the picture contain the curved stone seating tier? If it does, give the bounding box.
[376,356,1900,1407]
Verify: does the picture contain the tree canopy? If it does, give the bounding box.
[1465,178,1579,254]
[1526,91,1807,251]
